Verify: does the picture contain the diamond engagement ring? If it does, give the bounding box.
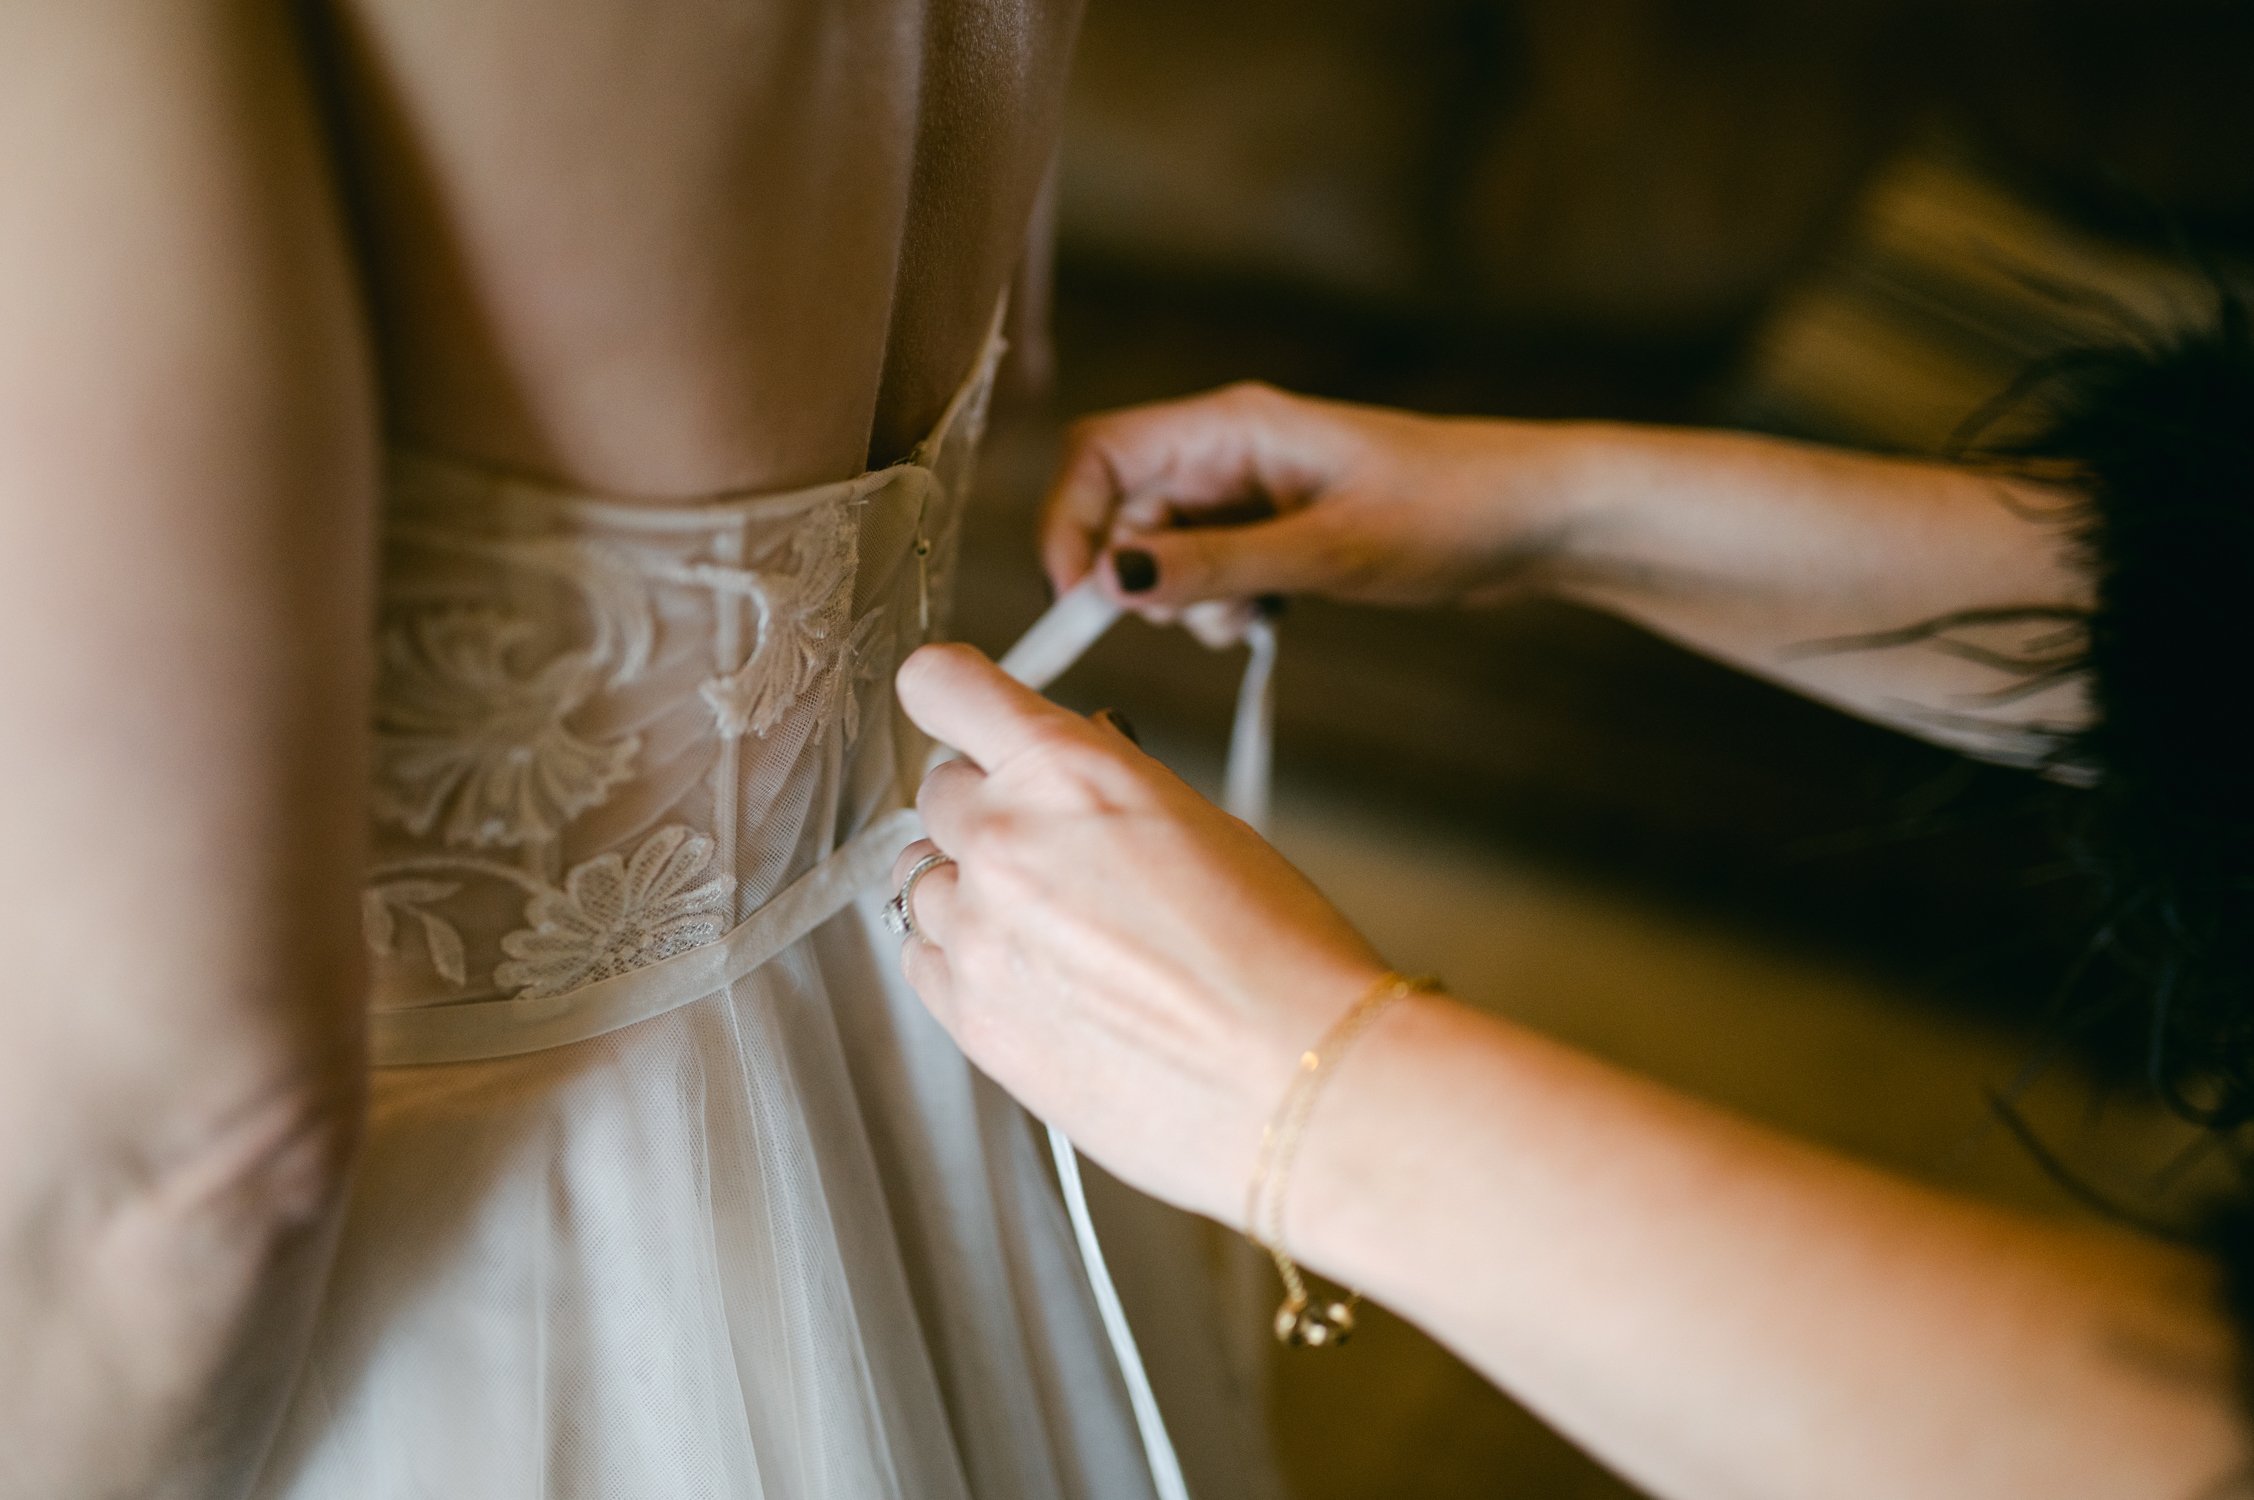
[883,852,955,940]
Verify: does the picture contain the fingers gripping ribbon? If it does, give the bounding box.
[904,577,1279,1500]
[989,578,1276,831]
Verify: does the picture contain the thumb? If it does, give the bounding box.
[1102,511,1342,609]
[895,642,1088,773]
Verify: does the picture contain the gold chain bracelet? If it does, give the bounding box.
[1243,971,1430,1348]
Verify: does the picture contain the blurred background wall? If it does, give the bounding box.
[1057,0,2254,343]
[950,5,2254,1495]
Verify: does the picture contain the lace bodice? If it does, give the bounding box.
[362,325,1000,1021]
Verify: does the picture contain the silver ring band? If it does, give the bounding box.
[882,852,955,940]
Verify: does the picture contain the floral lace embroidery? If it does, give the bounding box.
[374,607,640,849]
[493,826,734,1000]
[369,471,917,1004]
[699,505,859,739]
[363,878,469,987]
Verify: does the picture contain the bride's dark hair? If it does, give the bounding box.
[1999,296,2254,1134]
[1960,296,2254,1388]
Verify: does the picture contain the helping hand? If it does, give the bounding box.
[888,642,1388,1226]
[1039,382,1590,618]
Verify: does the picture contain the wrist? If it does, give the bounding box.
[1264,985,1463,1297]
[1450,418,1655,603]
[1218,958,1392,1224]
[1522,420,1676,595]
[1236,970,1433,1346]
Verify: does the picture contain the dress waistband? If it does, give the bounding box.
[368,807,916,1066]
[368,580,1278,1068]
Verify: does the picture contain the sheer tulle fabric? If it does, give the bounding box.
[256,329,1270,1499]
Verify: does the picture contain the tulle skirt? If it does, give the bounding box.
[255,892,1268,1499]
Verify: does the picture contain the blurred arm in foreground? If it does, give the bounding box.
[0,5,376,1496]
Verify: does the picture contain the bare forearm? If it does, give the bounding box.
[1288,995,2246,1500]
[1049,392,2095,763]
[0,2,375,1494]
[1543,424,2094,764]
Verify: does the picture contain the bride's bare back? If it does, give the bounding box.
[0,4,1078,1497]
[331,0,1081,492]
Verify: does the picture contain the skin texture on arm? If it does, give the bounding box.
[1039,384,2094,768]
[1297,996,2246,1500]
[0,4,376,1496]
[888,643,2251,1500]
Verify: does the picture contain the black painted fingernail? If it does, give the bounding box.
[1095,708,1142,746]
[1112,549,1159,594]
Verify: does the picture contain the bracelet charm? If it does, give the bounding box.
[1244,971,1432,1348]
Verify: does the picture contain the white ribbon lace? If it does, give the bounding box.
[994,582,1276,1500]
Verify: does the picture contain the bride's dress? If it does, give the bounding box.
[253,316,1257,1498]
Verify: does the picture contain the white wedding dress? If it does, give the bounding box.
[252,315,1268,1500]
